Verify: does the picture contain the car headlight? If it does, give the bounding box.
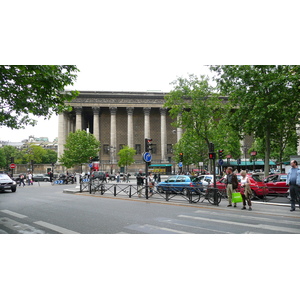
[12,181,16,184]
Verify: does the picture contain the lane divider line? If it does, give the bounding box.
[34,221,80,234]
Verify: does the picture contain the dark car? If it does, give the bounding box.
[91,171,106,181]
[156,175,203,195]
[215,173,269,198]
[0,173,17,192]
[32,174,51,182]
[264,174,288,195]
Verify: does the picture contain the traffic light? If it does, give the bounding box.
[179,152,183,162]
[218,149,224,159]
[209,152,215,160]
[10,157,14,163]
[89,157,93,163]
[145,138,153,152]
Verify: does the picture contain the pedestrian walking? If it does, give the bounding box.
[27,172,33,185]
[240,170,252,211]
[148,172,155,197]
[136,169,145,197]
[19,174,25,187]
[225,167,238,207]
[286,160,300,211]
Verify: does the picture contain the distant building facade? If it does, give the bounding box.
[58,91,182,173]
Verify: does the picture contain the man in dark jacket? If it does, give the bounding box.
[225,167,238,207]
[136,169,145,197]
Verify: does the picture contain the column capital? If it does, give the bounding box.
[74,107,83,114]
[143,107,151,115]
[109,107,117,115]
[126,107,134,115]
[159,107,167,115]
[92,107,100,114]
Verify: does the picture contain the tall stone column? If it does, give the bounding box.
[143,107,151,139]
[177,113,183,142]
[57,113,65,160]
[74,107,82,131]
[160,108,167,162]
[127,107,134,148]
[92,107,100,141]
[110,107,117,162]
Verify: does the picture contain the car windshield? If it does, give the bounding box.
[0,174,10,180]
[190,177,200,182]
[251,175,263,182]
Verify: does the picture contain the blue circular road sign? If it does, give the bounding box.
[143,152,152,162]
[178,162,183,167]
[218,159,224,165]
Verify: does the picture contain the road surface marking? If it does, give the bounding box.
[125,223,193,234]
[1,210,27,219]
[34,221,79,234]
[178,215,300,234]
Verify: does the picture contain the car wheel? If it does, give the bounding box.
[157,186,164,193]
[44,179,48,182]
[182,188,188,196]
[11,187,16,192]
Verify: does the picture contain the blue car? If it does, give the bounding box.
[156,175,203,195]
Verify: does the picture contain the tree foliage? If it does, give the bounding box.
[164,74,241,168]
[59,130,101,168]
[117,145,136,170]
[210,65,300,176]
[0,65,79,129]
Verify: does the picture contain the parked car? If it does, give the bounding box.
[156,175,203,195]
[215,173,269,199]
[264,174,288,195]
[198,174,221,187]
[91,171,106,181]
[32,174,51,182]
[0,173,17,192]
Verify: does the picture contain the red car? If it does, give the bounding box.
[215,173,269,199]
[263,174,288,195]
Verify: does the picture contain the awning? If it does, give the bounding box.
[149,164,173,167]
[223,160,276,166]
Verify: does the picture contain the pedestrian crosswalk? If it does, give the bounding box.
[1,206,300,234]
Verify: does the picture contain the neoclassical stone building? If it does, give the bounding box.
[58,91,182,173]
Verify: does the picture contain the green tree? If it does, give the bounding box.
[117,145,136,172]
[0,65,79,129]
[210,65,300,176]
[41,149,58,164]
[164,74,241,169]
[59,130,101,168]
[20,144,47,164]
[0,148,6,169]
[1,145,18,169]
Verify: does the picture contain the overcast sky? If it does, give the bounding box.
[1,1,298,143]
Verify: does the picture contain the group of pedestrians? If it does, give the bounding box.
[136,169,161,197]
[18,172,33,186]
[224,159,300,212]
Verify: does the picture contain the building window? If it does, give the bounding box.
[151,144,157,154]
[119,144,125,150]
[103,144,110,155]
[135,144,141,154]
[167,144,173,154]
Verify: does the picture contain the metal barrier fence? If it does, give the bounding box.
[80,179,224,205]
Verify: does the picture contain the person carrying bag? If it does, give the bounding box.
[240,170,252,211]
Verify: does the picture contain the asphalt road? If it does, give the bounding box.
[0,181,299,234]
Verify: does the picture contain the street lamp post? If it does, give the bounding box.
[110,146,116,174]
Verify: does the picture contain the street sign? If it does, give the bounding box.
[178,162,183,167]
[143,152,152,162]
[218,159,223,165]
[10,163,16,169]
[89,163,93,168]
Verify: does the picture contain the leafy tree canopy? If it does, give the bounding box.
[0,65,79,129]
[117,145,136,169]
[210,65,300,175]
[164,74,241,167]
[59,130,101,168]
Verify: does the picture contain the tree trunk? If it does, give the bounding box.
[264,127,271,177]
